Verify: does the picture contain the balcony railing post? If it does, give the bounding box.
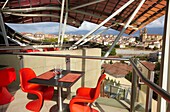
[145,71,154,112]
[65,55,70,71]
[130,58,138,112]
[65,55,71,99]
[81,49,86,87]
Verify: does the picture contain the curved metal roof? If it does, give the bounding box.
[0,0,166,34]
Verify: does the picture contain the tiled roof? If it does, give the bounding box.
[0,0,166,34]
[102,62,132,77]
[141,61,155,71]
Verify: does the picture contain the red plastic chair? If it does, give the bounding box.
[70,102,98,112]
[19,68,54,112]
[0,67,16,105]
[69,74,106,112]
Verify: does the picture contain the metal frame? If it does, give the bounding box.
[0,13,9,46]
[1,0,9,10]
[103,0,145,59]
[61,0,68,48]
[2,8,138,30]
[58,0,65,45]
[69,0,135,49]
[158,0,170,112]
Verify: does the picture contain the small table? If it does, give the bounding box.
[29,70,84,112]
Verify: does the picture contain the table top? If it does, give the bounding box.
[28,70,84,88]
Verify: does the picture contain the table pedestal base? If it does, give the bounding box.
[50,104,68,112]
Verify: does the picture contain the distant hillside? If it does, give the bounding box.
[66,27,164,36]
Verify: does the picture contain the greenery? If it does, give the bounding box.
[134,55,148,60]
[154,62,161,71]
[115,44,120,48]
[125,72,132,82]
[42,38,68,43]
[109,60,113,64]
[153,46,159,50]
[110,48,116,56]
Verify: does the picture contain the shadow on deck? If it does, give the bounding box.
[0,88,130,112]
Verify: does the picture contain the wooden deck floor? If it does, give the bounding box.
[0,88,130,112]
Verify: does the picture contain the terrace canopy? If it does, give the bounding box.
[0,0,166,35]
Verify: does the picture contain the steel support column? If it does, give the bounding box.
[130,58,138,112]
[1,0,9,10]
[58,0,65,45]
[103,0,145,61]
[145,71,154,112]
[69,0,135,49]
[158,0,170,112]
[61,0,68,48]
[0,13,9,46]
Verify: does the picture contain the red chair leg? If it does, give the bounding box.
[43,87,54,100]
[26,99,42,112]
[0,87,14,105]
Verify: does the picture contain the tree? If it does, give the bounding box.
[109,60,113,64]
[125,72,132,82]
[110,48,116,56]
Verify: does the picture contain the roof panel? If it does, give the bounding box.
[0,0,166,34]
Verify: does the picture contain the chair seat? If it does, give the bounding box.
[72,103,98,112]
[26,99,42,111]
[0,87,15,105]
[0,67,16,105]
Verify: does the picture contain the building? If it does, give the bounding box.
[140,28,162,49]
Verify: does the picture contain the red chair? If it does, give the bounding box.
[69,74,106,112]
[0,67,16,105]
[19,68,54,112]
[70,102,98,112]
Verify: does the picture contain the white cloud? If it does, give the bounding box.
[146,16,164,28]
[79,21,105,30]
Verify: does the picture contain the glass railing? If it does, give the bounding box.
[0,50,170,112]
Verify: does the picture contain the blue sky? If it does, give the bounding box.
[6,16,164,34]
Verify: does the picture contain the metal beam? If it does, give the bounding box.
[2,6,138,30]
[69,0,135,49]
[58,0,65,45]
[70,0,105,10]
[3,12,60,18]
[0,13,9,46]
[130,58,138,112]
[61,0,68,48]
[2,6,61,12]
[1,0,9,10]
[158,0,170,112]
[103,0,145,59]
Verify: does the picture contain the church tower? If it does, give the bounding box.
[140,27,147,42]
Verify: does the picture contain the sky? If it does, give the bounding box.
[6,16,164,34]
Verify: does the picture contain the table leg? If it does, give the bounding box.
[58,87,63,112]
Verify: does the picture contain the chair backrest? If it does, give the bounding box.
[92,74,106,101]
[0,67,16,86]
[19,68,37,91]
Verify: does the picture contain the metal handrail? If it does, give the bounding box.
[130,58,170,103]
[1,52,170,103]
[0,52,129,61]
